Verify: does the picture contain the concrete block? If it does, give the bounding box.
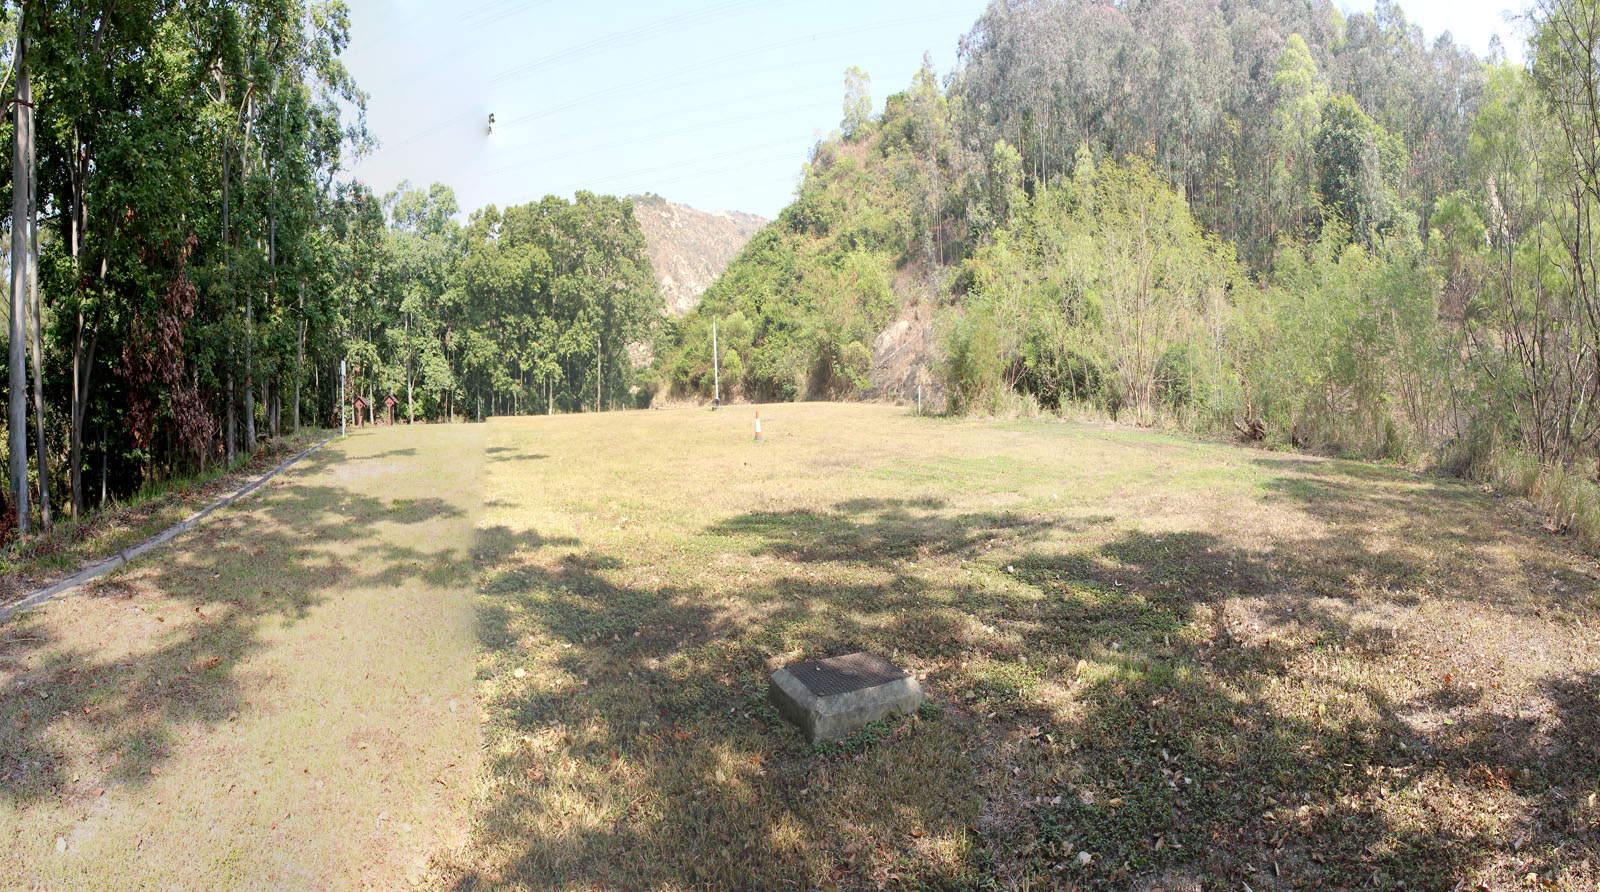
[769,651,923,743]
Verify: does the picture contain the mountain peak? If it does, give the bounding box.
[631,196,766,317]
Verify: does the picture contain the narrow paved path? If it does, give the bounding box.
[0,424,485,891]
[0,435,335,623]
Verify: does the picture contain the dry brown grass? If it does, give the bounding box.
[437,403,1600,891]
[0,424,484,890]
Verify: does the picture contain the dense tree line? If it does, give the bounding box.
[0,0,368,537]
[953,0,1483,268]
[0,1,657,541]
[337,183,656,425]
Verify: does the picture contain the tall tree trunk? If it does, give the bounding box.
[226,369,236,461]
[68,139,106,518]
[65,123,88,519]
[242,93,256,453]
[244,288,255,449]
[294,281,304,431]
[223,132,236,465]
[68,314,99,522]
[22,48,46,532]
[9,31,30,536]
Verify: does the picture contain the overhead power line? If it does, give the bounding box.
[347,0,549,59]
[498,10,973,130]
[486,99,835,177]
[636,155,812,196]
[484,78,828,158]
[533,134,810,196]
[376,9,971,154]
[488,0,770,87]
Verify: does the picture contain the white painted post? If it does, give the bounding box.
[917,383,922,416]
[712,316,719,406]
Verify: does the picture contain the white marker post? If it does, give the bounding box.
[712,316,720,407]
[340,359,347,438]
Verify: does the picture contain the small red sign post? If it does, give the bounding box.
[384,394,398,424]
[353,395,367,426]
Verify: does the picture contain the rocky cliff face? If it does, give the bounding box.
[631,194,765,317]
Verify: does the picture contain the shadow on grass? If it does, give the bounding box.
[484,448,548,462]
[360,447,419,460]
[444,498,1074,890]
[707,497,1071,564]
[1253,454,1597,616]
[450,484,1600,891]
[0,446,473,803]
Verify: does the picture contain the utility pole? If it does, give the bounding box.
[712,316,719,405]
[9,22,31,537]
[596,334,601,412]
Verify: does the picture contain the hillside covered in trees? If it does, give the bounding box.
[659,0,1600,534]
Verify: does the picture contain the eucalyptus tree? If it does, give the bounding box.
[23,18,47,532]
[31,0,215,517]
[386,181,459,421]
[1267,34,1327,254]
[9,1,31,534]
[948,0,1479,269]
[0,0,369,524]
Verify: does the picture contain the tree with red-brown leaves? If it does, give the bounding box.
[122,236,218,472]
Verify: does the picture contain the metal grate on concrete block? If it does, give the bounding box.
[787,651,909,697]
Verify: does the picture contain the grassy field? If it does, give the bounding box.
[0,424,483,890]
[4,403,1599,890]
[429,403,1600,891]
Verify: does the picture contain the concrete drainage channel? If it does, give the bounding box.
[0,435,337,623]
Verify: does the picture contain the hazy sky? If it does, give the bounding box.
[341,0,1530,221]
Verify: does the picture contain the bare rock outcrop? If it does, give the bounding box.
[631,194,765,318]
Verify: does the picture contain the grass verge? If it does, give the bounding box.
[0,428,328,605]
